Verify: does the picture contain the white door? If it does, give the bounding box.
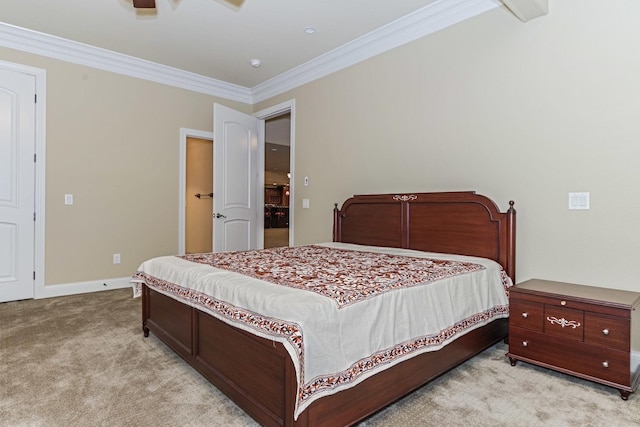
[0,68,36,302]
[213,104,258,252]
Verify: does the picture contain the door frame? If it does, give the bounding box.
[255,99,296,248]
[0,60,47,299]
[178,99,295,253]
[178,128,213,255]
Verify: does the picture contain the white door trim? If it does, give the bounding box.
[0,60,46,299]
[178,128,213,255]
[255,99,296,247]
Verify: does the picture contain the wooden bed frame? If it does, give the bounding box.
[141,191,516,426]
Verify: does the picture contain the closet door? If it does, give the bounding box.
[0,67,36,302]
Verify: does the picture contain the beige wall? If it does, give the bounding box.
[256,0,640,292]
[0,46,251,286]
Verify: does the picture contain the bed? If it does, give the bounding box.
[133,191,516,426]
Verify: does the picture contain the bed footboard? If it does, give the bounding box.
[142,285,297,427]
[143,285,507,427]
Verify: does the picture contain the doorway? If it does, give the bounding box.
[180,104,260,255]
[178,128,213,255]
[179,100,295,254]
[185,137,213,254]
[264,113,291,249]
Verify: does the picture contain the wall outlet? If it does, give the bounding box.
[113,253,121,264]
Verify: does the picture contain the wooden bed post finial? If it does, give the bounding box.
[506,200,516,283]
[333,203,340,242]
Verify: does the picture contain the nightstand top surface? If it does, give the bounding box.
[515,279,640,309]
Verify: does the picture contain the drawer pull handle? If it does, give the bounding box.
[560,300,567,306]
[522,312,529,318]
[602,329,610,335]
[602,361,609,368]
[522,341,528,347]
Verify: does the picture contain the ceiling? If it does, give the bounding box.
[0,0,490,92]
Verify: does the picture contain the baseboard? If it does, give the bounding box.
[36,277,132,299]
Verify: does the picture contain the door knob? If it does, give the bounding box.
[213,213,227,219]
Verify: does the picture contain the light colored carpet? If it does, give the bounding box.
[1,288,638,426]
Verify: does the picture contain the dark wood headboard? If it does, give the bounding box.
[333,191,516,282]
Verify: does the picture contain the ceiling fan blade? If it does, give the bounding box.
[133,0,156,8]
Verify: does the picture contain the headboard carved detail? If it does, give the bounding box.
[392,194,417,202]
[333,191,516,283]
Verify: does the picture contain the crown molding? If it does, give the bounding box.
[0,22,253,104]
[251,0,501,103]
[0,0,500,105]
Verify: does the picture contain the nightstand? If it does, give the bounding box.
[507,279,640,400]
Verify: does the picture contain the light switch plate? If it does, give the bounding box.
[568,192,589,210]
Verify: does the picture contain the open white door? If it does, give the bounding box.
[0,68,36,302]
[213,104,259,252]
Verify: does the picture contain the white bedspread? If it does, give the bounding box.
[132,242,511,418]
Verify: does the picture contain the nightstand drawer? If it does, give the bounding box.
[510,299,543,331]
[584,312,630,351]
[543,306,584,341]
[510,327,631,386]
